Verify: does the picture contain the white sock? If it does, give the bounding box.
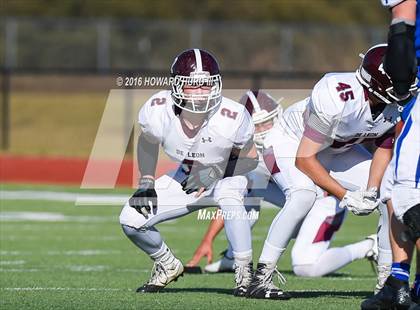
[259,240,286,264]
[233,249,253,266]
[150,242,170,261]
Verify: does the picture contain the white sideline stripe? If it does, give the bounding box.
[0,190,279,208]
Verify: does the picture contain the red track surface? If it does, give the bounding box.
[0,155,176,187]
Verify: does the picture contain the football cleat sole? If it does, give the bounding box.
[136,272,184,293]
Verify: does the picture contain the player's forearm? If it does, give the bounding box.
[202,216,225,243]
[137,133,159,179]
[367,146,393,189]
[295,156,346,200]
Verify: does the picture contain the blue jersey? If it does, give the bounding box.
[416,2,420,82]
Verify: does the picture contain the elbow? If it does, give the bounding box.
[295,156,312,174]
[295,156,306,172]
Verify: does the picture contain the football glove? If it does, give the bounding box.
[339,187,379,216]
[129,177,157,218]
[181,163,223,194]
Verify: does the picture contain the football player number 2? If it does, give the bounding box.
[221,108,238,120]
[336,83,354,102]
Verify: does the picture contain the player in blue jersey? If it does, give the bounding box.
[361,1,420,309]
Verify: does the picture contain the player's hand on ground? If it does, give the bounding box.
[128,177,157,218]
[181,163,223,195]
[187,240,213,266]
[339,187,379,216]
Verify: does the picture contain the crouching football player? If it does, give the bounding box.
[119,49,259,296]
[246,44,405,299]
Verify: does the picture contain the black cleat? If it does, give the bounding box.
[361,276,411,310]
[245,263,291,300]
[410,288,419,308]
[233,262,253,297]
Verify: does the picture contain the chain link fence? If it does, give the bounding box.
[0,17,387,154]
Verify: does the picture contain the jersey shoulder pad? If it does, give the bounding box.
[138,90,171,143]
[312,72,362,116]
[210,97,254,147]
[310,73,345,117]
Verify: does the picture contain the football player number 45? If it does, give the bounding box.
[336,83,354,102]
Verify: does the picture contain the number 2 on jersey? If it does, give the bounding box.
[221,108,238,120]
[336,82,354,102]
[151,97,166,106]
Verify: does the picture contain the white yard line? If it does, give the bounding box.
[0,250,121,256]
[0,260,25,265]
[0,190,129,206]
[0,211,116,222]
[1,287,129,291]
[0,190,279,208]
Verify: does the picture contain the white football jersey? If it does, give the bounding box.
[278,73,400,152]
[138,90,254,166]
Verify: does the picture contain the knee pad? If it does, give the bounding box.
[402,204,420,243]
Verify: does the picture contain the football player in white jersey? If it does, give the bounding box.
[362,1,420,309]
[119,49,260,296]
[246,44,403,300]
[186,90,378,280]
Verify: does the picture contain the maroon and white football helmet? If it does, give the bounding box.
[356,43,418,104]
[240,90,282,147]
[171,48,222,113]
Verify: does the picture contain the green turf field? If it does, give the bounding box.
[0,183,381,309]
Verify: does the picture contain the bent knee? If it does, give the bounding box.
[293,264,322,277]
[121,224,142,237]
[289,188,317,205]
